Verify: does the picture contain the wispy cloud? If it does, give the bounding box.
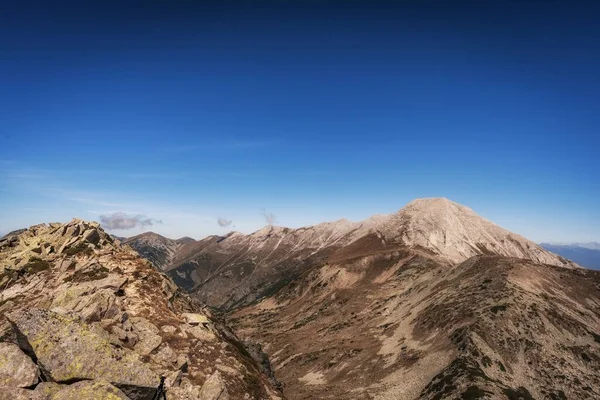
[261,209,277,226]
[99,212,162,230]
[217,217,232,227]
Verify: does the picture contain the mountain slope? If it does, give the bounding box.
[230,252,600,399]
[122,232,193,271]
[0,220,283,399]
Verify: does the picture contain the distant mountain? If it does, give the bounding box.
[0,228,26,240]
[126,197,600,399]
[541,242,600,269]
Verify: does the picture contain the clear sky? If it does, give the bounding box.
[0,1,598,242]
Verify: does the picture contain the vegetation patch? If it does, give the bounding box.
[497,361,506,372]
[63,265,109,283]
[421,357,493,400]
[503,386,534,400]
[65,242,93,256]
[24,256,51,274]
[490,304,508,314]
[461,386,491,399]
[549,390,567,400]
[481,356,492,368]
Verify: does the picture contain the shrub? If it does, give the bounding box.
[65,242,93,256]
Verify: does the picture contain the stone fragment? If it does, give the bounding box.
[161,325,177,334]
[186,325,216,342]
[82,229,101,246]
[199,371,229,400]
[151,343,178,366]
[181,313,210,326]
[131,317,162,356]
[0,342,39,388]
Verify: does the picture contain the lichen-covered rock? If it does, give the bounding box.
[199,371,229,400]
[0,386,43,400]
[34,382,64,399]
[181,313,209,326]
[8,309,158,394]
[186,324,216,342]
[151,343,178,366]
[50,380,129,400]
[167,386,199,400]
[0,342,39,388]
[131,317,162,356]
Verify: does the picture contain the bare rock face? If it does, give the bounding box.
[0,219,284,399]
[0,342,39,388]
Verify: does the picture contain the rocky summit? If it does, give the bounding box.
[126,198,600,399]
[0,219,283,400]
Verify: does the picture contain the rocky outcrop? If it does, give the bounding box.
[0,219,284,399]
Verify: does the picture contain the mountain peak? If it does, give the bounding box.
[403,197,476,215]
[372,197,579,268]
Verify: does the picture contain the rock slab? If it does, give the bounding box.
[9,309,158,397]
[0,342,39,388]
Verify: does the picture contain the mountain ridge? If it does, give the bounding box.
[3,198,599,400]
[124,197,578,311]
[120,198,600,399]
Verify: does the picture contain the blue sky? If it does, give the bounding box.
[1,1,598,242]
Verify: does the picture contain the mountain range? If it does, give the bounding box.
[121,198,600,399]
[540,243,600,270]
